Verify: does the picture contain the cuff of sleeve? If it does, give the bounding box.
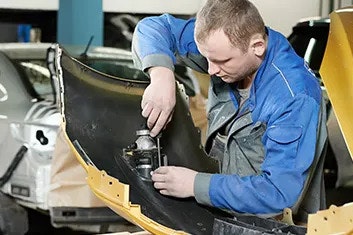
[194,173,213,206]
[142,54,175,72]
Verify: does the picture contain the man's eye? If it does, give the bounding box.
[216,59,229,64]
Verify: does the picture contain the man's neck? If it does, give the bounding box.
[238,74,255,89]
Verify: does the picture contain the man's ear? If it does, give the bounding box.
[250,34,266,57]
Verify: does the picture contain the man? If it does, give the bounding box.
[132,0,327,221]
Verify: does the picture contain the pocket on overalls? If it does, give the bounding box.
[234,121,266,175]
[266,125,302,163]
[209,133,227,171]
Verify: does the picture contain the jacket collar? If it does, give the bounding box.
[247,27,279,112]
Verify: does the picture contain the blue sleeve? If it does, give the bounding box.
[208,95,320,214]
[132,14,200,72]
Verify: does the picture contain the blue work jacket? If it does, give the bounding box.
[132,14,324,215]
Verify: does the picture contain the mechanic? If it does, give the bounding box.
[132,0,327,221]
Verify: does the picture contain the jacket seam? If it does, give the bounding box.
[271,63,295,98]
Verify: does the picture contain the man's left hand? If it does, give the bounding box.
[151,166,198,198]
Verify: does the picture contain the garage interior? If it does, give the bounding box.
[1,0,353,234]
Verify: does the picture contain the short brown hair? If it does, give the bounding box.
[195,0,265,52]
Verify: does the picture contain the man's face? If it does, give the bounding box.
[196,29,258,84]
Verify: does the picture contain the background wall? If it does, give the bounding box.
[0,0,205,15]
[252,0,353,36]
[251,0,320,36]
[1,0,353,40]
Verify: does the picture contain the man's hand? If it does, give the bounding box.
[151,166,197,198]
[142,67,176,137]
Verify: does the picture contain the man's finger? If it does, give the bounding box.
[153,166,169,174]
[141,97,147,109]
[153,182,166,189]
[141,102,153,118]
[159,189,170,196]
[150,111,170,137]
[151,172,166,182]
[147,108,161,130]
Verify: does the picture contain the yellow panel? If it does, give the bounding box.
[320,6,353,159]
[308,6,353,235]
[307,203,353,234]
[63,123,189,235]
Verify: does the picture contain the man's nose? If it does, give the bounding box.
[208,61,220,76]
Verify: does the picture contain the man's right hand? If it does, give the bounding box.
[142,67,176,137]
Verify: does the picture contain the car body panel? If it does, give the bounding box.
[307,6,353,235]
[319,7,353,161]
[54,45,231,234]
